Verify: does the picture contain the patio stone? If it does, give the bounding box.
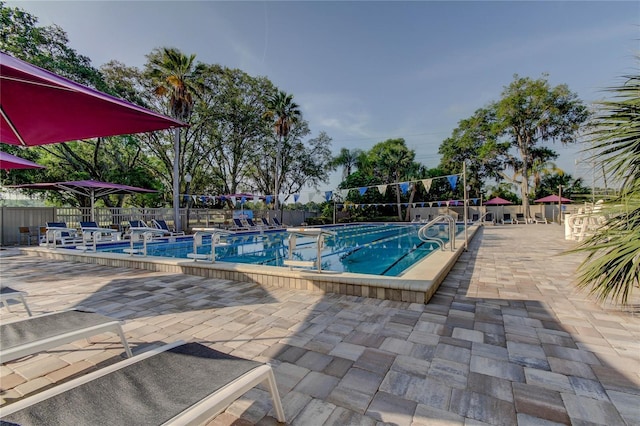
[365,391,417,424]
[449,388,517,426]
[562,393,625,425]
[2,222,638,425]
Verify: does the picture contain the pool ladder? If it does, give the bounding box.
[189,229,234,262]
[417,214,456,251]
[284,228,337,272]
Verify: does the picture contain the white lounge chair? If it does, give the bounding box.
[0,286,32,316]
[534,213,550,224]
[1,341,286,425]
[0,310,132,364]
[152,219,185,236]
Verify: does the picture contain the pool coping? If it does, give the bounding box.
[19,224,480,304]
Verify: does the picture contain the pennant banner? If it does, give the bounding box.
[294,194,300,203]
[447,175,458,190]
[266,195,273,204]
[359,187,368,196]
[422,178,433,192]
[325,191,333,202]
[399,182,410,194]
[377,184,387,195]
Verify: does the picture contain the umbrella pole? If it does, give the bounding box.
[173,128,181,232]
[91,189,95,222]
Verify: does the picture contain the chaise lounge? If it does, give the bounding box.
[0,310,132,364]
[0,286,32,316]
[1,341,286,425]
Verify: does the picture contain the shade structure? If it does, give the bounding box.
[0,51,187,146]
[484,197,513,205]
[6,180,156,221]
[534,195,572,203]
[0,151,45,170]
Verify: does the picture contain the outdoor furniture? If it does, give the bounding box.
[152,219,185,236]
[1,341,286,425]
[18,226,38,246]
[0,286,32,316]
[0,309,132,364]
[45,222,83,247]
[534,213,550,224]
[271,217,284,228]
[260,217,276,229]
[245,218,261,230]
[514,213,527,224]
[501,213,514,225]
[230,218,250,231]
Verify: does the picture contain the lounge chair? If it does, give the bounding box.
[44,222,82,247]
[501,213,514,225]
[152,219,185,236]
[1,341,286,425]
[0,309,132,364]
[245,218,261,230]
[231,218,250,231]
[483,212,494,224]
[260,217,276,229]
[412,214,422,223]
[18,226,38,246]
[0,286,32,316]
[271,217,284,228]
[534,213,550,224]
[80,221,121,245]
[514,213,527,224]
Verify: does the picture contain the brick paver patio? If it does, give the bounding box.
[1,224,638,425]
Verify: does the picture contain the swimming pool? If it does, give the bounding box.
[93,223,464,277]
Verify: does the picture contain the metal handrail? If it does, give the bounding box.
[417,215,456,251]
[284,228,337,272]
[190,228,235,262]
[127,228,165,256]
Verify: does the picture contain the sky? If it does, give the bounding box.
[8,1,639,192]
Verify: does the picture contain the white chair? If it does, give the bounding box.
[0,310,132,364]
[0,286,32,316]
[1,341,286,425]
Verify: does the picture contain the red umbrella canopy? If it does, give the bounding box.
[0,51,187,146]
[0,151,45,170]
[534,194,572,203]
[484,197,513,205]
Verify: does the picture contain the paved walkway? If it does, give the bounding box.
[1,224,638,425]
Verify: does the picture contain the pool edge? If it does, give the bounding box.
[19,225,480,304]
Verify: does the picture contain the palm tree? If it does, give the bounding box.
[147,47,198,121]
[147,47,198,230]
[568,63,640,305]
[265,90,301,211]
[331,148,362,180]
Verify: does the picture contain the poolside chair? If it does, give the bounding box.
[152,218,185,236]
[534,213,550,224]
[231,218,250,231]
[483,212,494,224]
[1,341,286,425]
[80,221,121,244]
[245,218,261,230]
[0,286,32,316]
[260,217,276,229]
[0,309,132,364]
[471,214,479,222]
[271,217,285,228]
[44,222,82,247]
[501,213,514,225]
[18,226,38,246]
[514,213,527,224]
[412,214,422,223]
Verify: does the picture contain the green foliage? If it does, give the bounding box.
[568,62,640,305]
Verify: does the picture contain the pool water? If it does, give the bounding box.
[94,223,463,277]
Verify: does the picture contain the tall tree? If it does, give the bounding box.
[494,75,589,217]
[569,63,640,305]
[145,47,200,208]
[264,91,302,210]
[331,148,363,180]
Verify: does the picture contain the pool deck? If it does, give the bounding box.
[1,224,639,425]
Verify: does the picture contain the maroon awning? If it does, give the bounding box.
[0,51,187,146]
[534,195,572,203]
[0,151,45,170]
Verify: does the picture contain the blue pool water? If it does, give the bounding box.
[94,223,463,277]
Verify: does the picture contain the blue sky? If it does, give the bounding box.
[10,1,639,191]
